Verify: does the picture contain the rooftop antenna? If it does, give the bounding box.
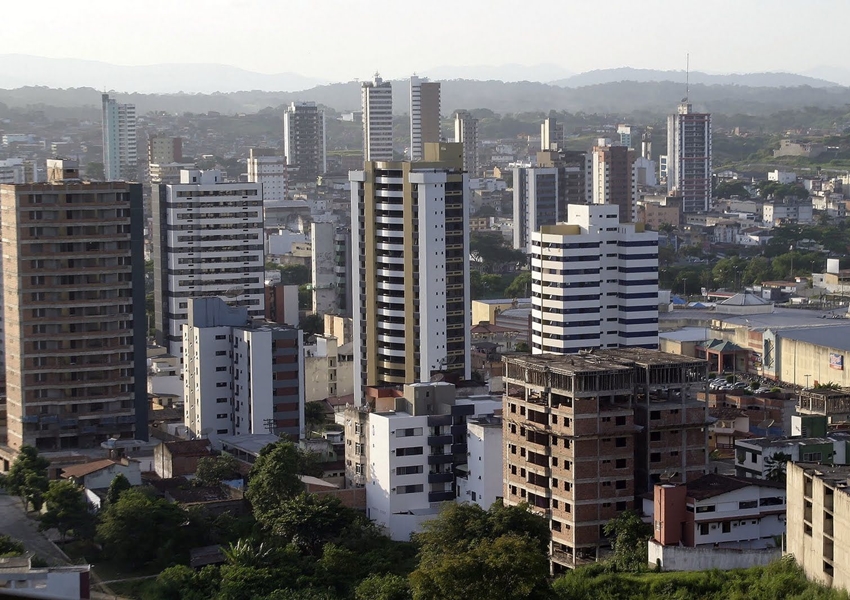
[685,53,690,103]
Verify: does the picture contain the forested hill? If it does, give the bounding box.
[3,79,850,118]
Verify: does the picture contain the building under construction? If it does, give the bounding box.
[503,348,708,571]
[798,388,850,426]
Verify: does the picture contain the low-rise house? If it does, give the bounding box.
[0,556,91,600]
[154,439,213,479]
[709,408,751,452]
[646,474,785,571]
[735,432,850,479]
[61,458,142,489]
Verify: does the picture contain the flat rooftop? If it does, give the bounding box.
[505,353,634,375]
[661,307,848,330]
[218,433,280,455]
[795,462,850,491]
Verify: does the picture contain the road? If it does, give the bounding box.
[0,491,70,566]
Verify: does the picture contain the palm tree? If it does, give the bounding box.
[222,539,274,568]
[764,452,792,483]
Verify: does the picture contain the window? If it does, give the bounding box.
[215,334,227,340]
[650,411,660,421]
[396,465,423,475]
[696,505,716,513]
[396,484,423,494]
[216,382,228,388]
[803,452,823,462]
[616,501,627,511]
[216,397,228,404]
[650,452,661,463]
[722,522,731,533]
[616,459,627,469]
[650,431,661,442]
[216,366,227,372]
[396,427,423,437]
[396,446,424,457]
[616,480,626,489]
[216,413,228,419]
[615,437,627,447]
[739,500,758,509]
[615,416,626,426]
[216,428,229,434]
[699,523,709,536]
[215,350,227,356]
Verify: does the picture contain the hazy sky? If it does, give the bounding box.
[0,0,844,79]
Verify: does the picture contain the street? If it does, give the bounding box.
[0,491,70,566]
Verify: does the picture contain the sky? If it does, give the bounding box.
[0,0,845,81]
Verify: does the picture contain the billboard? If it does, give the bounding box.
[830,353,844,371]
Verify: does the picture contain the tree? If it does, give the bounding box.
[278,264,311,286]
[469,232,526,274]
[602,510,652,572]
[195,453,239,488]
[304,401,327,434]
[39,480,94,541]
[514,342,530,353]
[96,488,186,567]
[356,574,411,600]
[5,445,50,511]
[270,493,362,555]
[299,314,324,337]
[245,441,321,526]
[742,256,773,286]
[0,535,24,557]
[504,272,531,298]
[222,539,276,568]
[764,452,792,483]
[84,162,104,180]
[106,473,132,505]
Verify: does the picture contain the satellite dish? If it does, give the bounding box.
[200,428,214,438]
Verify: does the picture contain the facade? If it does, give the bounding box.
[334,227,352,316]
[591,141,637,222]
[667,102,712,213]
[366,382,501,540]
[503,350,708,570]
[538,150,593,206]
[512,166,559,252]
[454,110,480,176]
[530,204,659,354]
[0,160,147,456]
[101,93,137,181]
[284,102,326,182]
[409,76,441,161]
[247,148,287,203]
[148,136,182,166]
[0,557,91,600]
[361,75,394,162]
[734,434,850,479]
[349,143,471,401]
[152,169,265,358]
[264,282,298,327]
[787,462,850,590]
[183,297,303,445]
[311,220,338,315]
[456,415,503,507]
[304,335,354,403]
[762,199,813,225]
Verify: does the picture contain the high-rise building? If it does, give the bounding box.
[541,117,564,151]
[0,159,147,458]
[349,143,470,401]
[283,102,326,182]
[513,150,591,252]
[183,297,303,445]
[152,169,265,358]
[247,148,287,203]
[591,140,637,222]
[453,111,479,176]
[503,349,708,570]
[667,102,712,213]
[101,94,137,181]
[530,204,658,354]
[334,227,352,317]
[409,76,441,161]
[148,136,183,165]
[311,220,337,315]
[361,74,394,162]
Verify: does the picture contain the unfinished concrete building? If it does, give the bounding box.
[798,388,850,426]
[503,349,708,571]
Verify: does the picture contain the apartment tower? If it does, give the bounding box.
[541,117,564,151]
[283,102,326,182]
[453,111,480,176]
[0,159,147,458]
[349,143,471,402]
[591,141,637,222]
[667,102,712,213]
[409,76,441,161]
[152,169,265,359]
[530,204,658,354]
[361,74,394,161]
[247,148,287,203]
[101,94,137,181]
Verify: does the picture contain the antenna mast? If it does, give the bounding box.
[685,53,690,103]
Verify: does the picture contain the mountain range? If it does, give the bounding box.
[0,55,846,93]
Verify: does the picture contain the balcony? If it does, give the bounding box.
[427,454,454,465]
[428,490,455,503]
[427,415,453,427]
[428,434,453,446]
[428,472,454,484]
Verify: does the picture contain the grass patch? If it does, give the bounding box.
[108,578,159,599]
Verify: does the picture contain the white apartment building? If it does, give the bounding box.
[667,102,712,213]
[247,148,287,203]
[763,199,814,225]
[284,102,326,181]
[409,76,441,161]
[768,170,797,184]
[183,297,304,445]
[101,93,137,181]
[361,74,393,161]
[513,166,559,252]
[304,334,354,403]
[454,110,480,176]
[531,203,659,354]
[456,415,503,508]
[541,117,563,151]
[366,382,502,540]
[0,158,26,184]
[152,169,265,358]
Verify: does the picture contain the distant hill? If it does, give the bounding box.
[3,79,850,120]
[0,54,326,94]
[422,63,575,83]
[551,67,839,89]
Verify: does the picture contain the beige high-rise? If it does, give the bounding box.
[0,160,147,465]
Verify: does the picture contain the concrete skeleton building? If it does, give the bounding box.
[667,101,712,213]
[454,110,480,176]
[530,204,659,354]
[152,169,265,359]
[349,143,471,402]
[101,93,137,181]
[247,148,287,203]
[0,159,147,461]
[182,297,304,445]
[591,140,637,223]
[409,76,441,161]
[361,74,394,162]
[503,349,708,570]
[284,102,326,182]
